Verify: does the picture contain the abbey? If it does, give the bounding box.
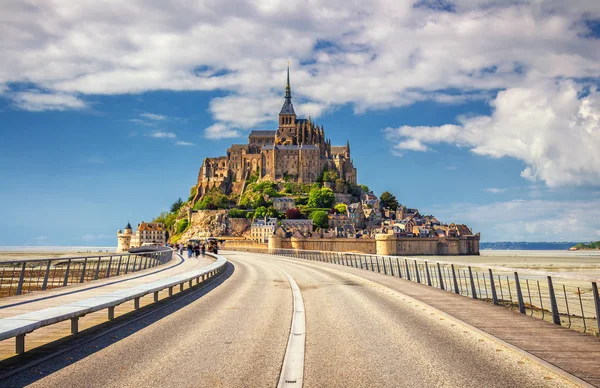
[193,67,357,201]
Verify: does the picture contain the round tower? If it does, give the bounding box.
[117,222,133,252]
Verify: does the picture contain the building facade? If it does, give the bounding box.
[193,66,357,202]
[117,221,167,252]
[250,217,278,243]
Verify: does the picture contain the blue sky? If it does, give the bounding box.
[1,0,600,245]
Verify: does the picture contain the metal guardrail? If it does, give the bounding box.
[0,248,173,298]
[0,252,227,356]
[227,247,600,336]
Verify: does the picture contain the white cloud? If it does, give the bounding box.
[11,91,86,111]
[386,80,600,188]
[149,131,176,139]
[434,199,600,241]
[140,112,167,121]
[82,234,111,242]
[175,140,194,146]
[1,1,599,124]
[484,188,507,194]
[204,123,241,139]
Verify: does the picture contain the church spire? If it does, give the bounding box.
[280,63,295,115]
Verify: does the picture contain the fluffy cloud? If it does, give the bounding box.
[11,91,86,111]
[385,80,600,187]
[149,131,176,139]
[140,112,167,121]
[175,140,194,146]
[434,198,600,241]
[205,123,241,139]
[484,188,507,194]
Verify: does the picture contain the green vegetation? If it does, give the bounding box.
[247,169,260,184]
[188,186,197,202]
[334,203,347,214]
[227,208,247,218]
[308,187,335,208]
[573,241,600,250]
[176,218,189,234]
[253,206,279,219]
[311,210,329,229]
[170,197,184,213]
[379,191,398,210]
[359,184,370,193]
[193,189,229,210]
[153,211,178,231]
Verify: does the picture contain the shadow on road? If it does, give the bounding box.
[0,262,235,386]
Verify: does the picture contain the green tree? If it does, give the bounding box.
[170,197,184,213]
[380,191,399,210]
[193,189,229,210]
[334,203,347,214]
[254,206,267,219]
[228,208,247,218]
[359,184,370,193]
[335,178,348,193]
[311,210,329,229]
[308,187,335,208]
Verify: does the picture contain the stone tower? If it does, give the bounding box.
[117,222,132,252]
[275,64,297,145]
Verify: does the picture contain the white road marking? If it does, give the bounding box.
[278,270,306,388]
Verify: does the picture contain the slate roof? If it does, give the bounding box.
[249,130,276,137]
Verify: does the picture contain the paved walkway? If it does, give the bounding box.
[249,252,600,387]
[0,253,214,358]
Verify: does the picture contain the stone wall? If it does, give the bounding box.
[224,233,480,256]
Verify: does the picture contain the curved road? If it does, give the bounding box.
[3,251,578,387]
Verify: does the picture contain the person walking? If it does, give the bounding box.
[187,242,193,258]
[201,244,206,256]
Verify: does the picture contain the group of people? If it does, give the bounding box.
[185,242,206,258]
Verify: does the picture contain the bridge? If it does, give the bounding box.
[1,248,600,387]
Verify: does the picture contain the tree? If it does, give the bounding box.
[380,191,399,210]
[176,219,189,234]
[311,210,329,229]
[193,189,229,210]
[359,184,370,193]
[228,208,247,218]
[334,203,347,214]
[254,206,267,219]
[286,208,302,219]
[335,178,348,194]
[308,187,335,208]
[170,197,184,213]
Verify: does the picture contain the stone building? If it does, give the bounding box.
[273,197,296,212]
[250,217,277,243]
[193,66,357,202]
[117,221,167,252]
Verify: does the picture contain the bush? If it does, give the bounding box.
[334,203,347,214]
[380,191,398,210]
[228,208,247,218]
[311,210,329,229]
[193,189,229,210]
[188,186,197,202]
[308,187,335,208]
[170,197,184,213]
[285,208,302,219]
[176,219,189,234]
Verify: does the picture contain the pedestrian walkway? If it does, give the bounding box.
[0,253,214,359]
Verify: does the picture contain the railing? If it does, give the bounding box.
[0,253,227,359]
[227,246,600,336]
[0,248,173,298]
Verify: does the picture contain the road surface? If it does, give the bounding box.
[2,251,578,387]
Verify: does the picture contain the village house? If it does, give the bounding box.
[273,197,296,212]
[250,217,277,243]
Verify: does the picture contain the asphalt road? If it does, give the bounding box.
[3,251,578,387]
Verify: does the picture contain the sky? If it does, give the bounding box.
[1,0,600,246]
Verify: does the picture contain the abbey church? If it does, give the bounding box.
[193,67,357,201]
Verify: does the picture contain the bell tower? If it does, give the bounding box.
[276,64,297,145]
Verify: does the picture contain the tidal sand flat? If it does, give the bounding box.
[0,246,116,263]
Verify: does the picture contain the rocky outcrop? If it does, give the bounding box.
[179,210,251,242]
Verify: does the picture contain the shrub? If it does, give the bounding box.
[188,186,197,202]
[308,187,335,208]
[334,203,347,214]
[285,208,302,219]
[170,197,184,213]
[176,219,189,234]
[228,208,247,218]
[311,210,329,229]
[193,189,229,210]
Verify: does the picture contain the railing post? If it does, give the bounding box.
[116,256,123,276]
[389,258,394,277]
[396,258,402,278]
[369,257,374,271]
[16,262,26,295]
[547,276,561,325]
[80,258,88,283]
[591,282,600,334]
[63,259,72,287]
[382,257,388,275]
[468,267,477,299]
[451,264,459,294]
[124,255,131,274]
[41,260,51,290]
[375,257,381,273]
[489,269,498,305]
[413,260,421,283]
[425,261,432,286]
[437,263,444,290]
[515,272,525,314]
[16,334,25,354]
[105,256,113,278]
[405,259,411,281]
[94,257,101,280]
